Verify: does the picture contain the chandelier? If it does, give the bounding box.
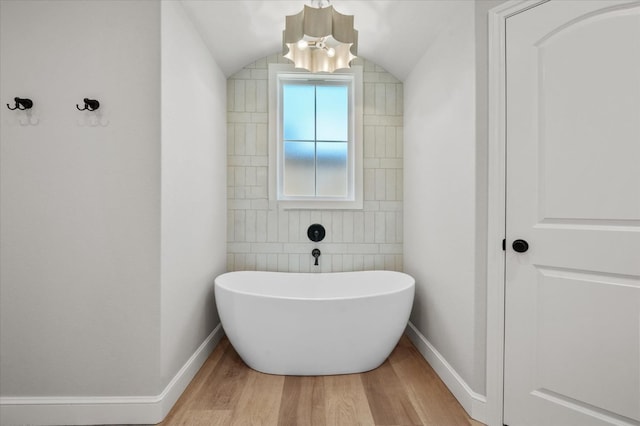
[282,0,358,73]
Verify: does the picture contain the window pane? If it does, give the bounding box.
[316,142,348,197]
[283,84,315,141]
[316,85,348,142]
[283,141,315,196]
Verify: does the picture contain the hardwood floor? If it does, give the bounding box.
[160,335,484,426]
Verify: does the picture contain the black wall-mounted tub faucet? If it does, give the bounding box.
[312,248,321,266]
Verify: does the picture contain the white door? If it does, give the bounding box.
[504,1,640,425]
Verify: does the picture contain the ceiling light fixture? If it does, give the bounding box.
[282,0,358,73]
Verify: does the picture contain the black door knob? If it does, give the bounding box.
[512,239,529,253]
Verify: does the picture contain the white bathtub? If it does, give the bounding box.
[214,270,415,375]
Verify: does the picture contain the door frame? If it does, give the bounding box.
[486,1,549,425]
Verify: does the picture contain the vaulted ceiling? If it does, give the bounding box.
[180,0,461,81]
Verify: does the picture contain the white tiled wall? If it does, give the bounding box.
[227,54,403,272]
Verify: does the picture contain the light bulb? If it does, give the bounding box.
[297,39,308,50]
[327,47,336,57]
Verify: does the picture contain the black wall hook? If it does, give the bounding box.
[7,97,33,110]
[76,98,100,111]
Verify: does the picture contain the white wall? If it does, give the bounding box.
[226,56,403,272]
[0,1,227,423]
[404,0,479,394]
[160,1,227,385]
[0,0,161,397]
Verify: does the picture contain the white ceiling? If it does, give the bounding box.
[180,0,461,81]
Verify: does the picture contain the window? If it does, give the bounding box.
[269,64,363,209]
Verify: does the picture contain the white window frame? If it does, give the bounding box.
[268,63,363,210]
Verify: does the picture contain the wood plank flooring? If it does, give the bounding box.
[160,335,484,426]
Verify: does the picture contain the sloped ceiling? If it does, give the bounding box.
[180,0,461,81]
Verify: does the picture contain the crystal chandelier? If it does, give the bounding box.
[282,0,358,73]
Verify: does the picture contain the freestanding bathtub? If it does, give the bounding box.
[214,270,415,376]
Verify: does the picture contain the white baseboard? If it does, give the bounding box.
[0,323,225,426]
[405,321,487,424]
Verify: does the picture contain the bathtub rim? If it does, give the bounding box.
[214,270,415,302]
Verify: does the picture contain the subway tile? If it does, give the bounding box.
[228,199,251,210]
[267,210,278,241]
[288,211,300,242]
[245,254,256,270]
[228,156,251,167]
[385,84,397,116]
[353,255,364,271]
[251,199,269,210]
[331,211,342,243]
[232,68,252,80]
[332,255,343,272]
[342,254,354,271]
[384,255,396,271]
[363,72,379,83]
[245,167,257,186]
[245,80,257,112]
[245,210,257,241]
[251,242,284,253]
[375,126,386,158]
[250,113,268,123]
[364,255,376,271]
[375,83,386,115]
[386,127,397,158]
[251,69,267,80]
[256,254,267,270]
[278,210,289,242]
[353,212,364,243]
[342,212,354,243]
[250,157,268,167]
[282,243,311,253]
[234,80,245,111]
[278,254,288,271]
[227,211,235,242]
[364,169,375,201]
[364,158,380,169]
[234,254,245,271]
[256,123,268,155]
[289,254,300,272]
[256,80,267,112]
[364,126,375,158]
[364,83,376,115]
[375,211,386,243]
[228,112,252,123]
[380,158,403,169]
[245,124,257,155]
[385,212,396,243]
[379,243,403,254]
[235,167,246,186]
[363,115,403,126]
[227,123,235,153]
[234,210,246,242]
[256,210,267,242]
[379,201,402,211]
[227,80,235,112]
[234,124,246,155]
[364,212,375,243]
[386,169,397,201]
[267,254,278,271]
[375,169,386,200]
[226,55,403,272]
[299,211,310,237]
